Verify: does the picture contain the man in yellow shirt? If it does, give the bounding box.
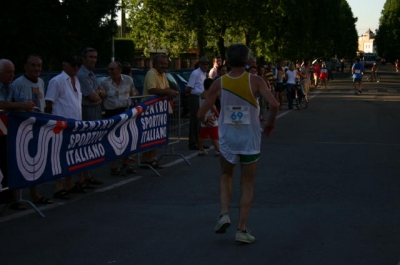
[141,54,178,168]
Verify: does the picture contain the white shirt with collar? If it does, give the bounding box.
[187,68,207,96]
[100,74,135,110]
[45,71,82,120]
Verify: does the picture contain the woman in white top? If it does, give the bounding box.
[284,63,298,109]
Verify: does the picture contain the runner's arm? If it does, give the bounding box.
[197,81,220,126]
[254,76,278,136]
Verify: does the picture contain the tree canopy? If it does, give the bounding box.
[0,0,360,71]
[0,0,118,71]
[375,0,400,61]
[125,0,358,62]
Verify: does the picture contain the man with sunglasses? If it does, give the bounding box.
[45,53,86,200]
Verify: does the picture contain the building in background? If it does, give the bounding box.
[358,29,376,53]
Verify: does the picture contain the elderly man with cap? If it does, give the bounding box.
[45,53,86,200]
[185,55,209,150]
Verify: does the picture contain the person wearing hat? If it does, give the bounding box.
[186,55,209,150]
[45,53,86,200]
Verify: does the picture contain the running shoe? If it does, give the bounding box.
[235,229,255,244]
[215,213,230,233]
[198,150,208,156]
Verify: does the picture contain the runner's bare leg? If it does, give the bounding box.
[237,161,258,230]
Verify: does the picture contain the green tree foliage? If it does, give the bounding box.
[0,0,118,71]
[375,0,400,61]
[330,0,359,59]
[125,0,358,62]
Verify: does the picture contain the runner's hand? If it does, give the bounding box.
[263,121,275,137]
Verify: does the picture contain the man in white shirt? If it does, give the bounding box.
[45,53,85,200]
[185,56,209,150]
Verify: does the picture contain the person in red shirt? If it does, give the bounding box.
[313,60,321,88]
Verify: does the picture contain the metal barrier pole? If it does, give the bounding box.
[126,94,191,176]
[1,188,45,218]
[158,95,191,165]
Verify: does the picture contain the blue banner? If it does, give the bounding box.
[6,96,169,189]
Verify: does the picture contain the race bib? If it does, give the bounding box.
[224,106,250,124]
[355,69,361,74]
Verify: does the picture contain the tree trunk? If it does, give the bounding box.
[217,25,227,60]
[245,32,250,47]
[197,29,205,56]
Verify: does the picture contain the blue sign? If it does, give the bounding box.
[6,96,169,189]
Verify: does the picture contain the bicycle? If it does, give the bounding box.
[292,82,308,110]
[366,70,381,82]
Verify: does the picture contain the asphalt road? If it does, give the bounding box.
[1,65,400,265]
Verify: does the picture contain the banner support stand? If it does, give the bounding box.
[1,189,45,218]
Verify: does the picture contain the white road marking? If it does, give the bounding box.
[95,176,143,193]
